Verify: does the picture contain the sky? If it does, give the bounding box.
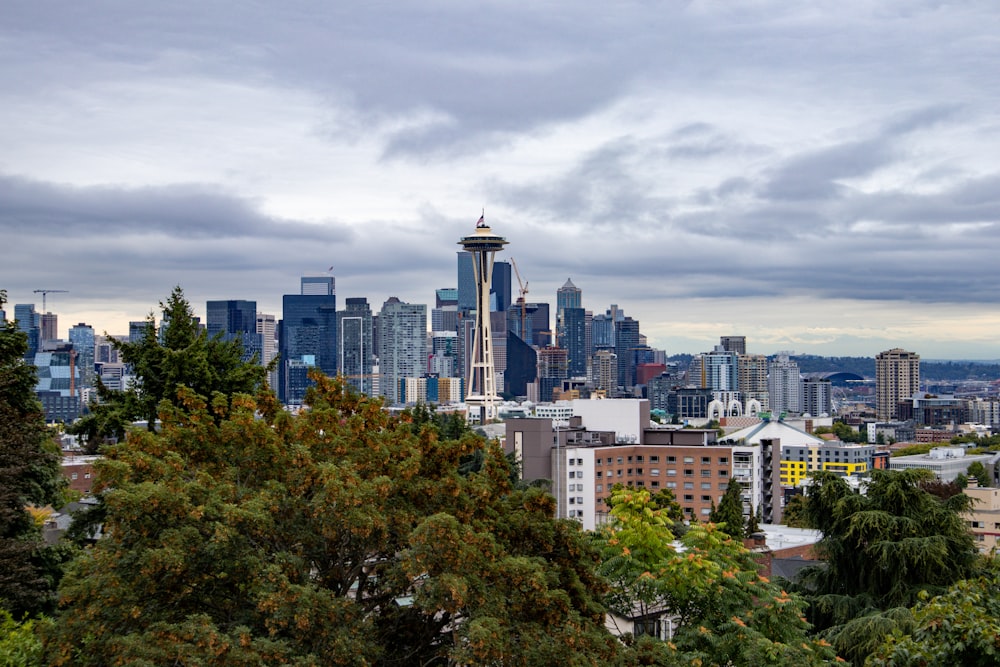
[2,1,1000,359]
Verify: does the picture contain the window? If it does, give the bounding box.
[606,457,613,464]
[701,508,712,516]
[636,468,643,475]
[701,482,712,489]
[636,455,644,463]
[617,469,623,477]
[627,456,633,463]
[701,457,711,465]
[71,473,78,480]
[651,481,660,488]
[576,458,583,465]
[666,482,677,488]
[596,471,602,478]
[569,497,576,505]
[684,482,694,490]
[667,456,676,463]
[576,497,583,504]
[667,469,677,476]
[636,481,644,487]
[651,469,660,476]
[568,459,576,466]
[718,469,729,477]
[627,468,633,476]
[684,469,694,477]
[84,472,91,479]
[718,457,728,465]
[596,484,603,492]
[701,470,711,477]
[650,455,660,463]
[617,457,624,464]
[701,495,711,502]
[683,494,694,502]
[684,457,694,464]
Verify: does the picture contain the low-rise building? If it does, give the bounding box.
[965,481,1000,553]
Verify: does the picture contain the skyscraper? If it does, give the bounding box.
[768,353,802,415]
[279,278,337,404]
[14,303,40,360]
[378,298,427,405]
[457,218,507,422]
[555,278,582,348]
[615,316,640,390]
[338,297,374,396]
[802,378,833,416]
[876,348,920,421]
[458,254,511,315]
[207,300,261,362]
[720,335,746,355]
[69,323,96,390]
[563,307,587,377]
[256,313,278,391]
[40,312,58,342]
[738,353,769,412]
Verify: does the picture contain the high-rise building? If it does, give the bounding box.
[615,316,640,389]
[591,349,618,393]
[378,298,427,405]
[279,278,337,404]
[876,348,920,421]
[457,219,507,422]
[491,261,512,313]
[338,297,374,396]
[33,341,82,423]
[14,304,40,360]
[536,346,568,402]
[720,336,746,355]
[563,307,587,377]
[555,278,582,347]
[129,320,152,343]
[505,332,537,397]
[207,300,261,362]
[256,313,278,391]
[700,345,739,392]
[300,275,335,296]
[738,353,770,412]
[527,302,551,348]
[40,312,58,342]
[802,378,833,416]
[68,323,96,390]
[768,353,802,415]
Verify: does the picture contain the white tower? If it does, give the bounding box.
[458,215,508,423]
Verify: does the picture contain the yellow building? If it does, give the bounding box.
[964,481,1000,553]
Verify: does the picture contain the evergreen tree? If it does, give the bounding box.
[708,478,745,539]
[0,289,69,616]
[69,287,268,448]
[796,469,980,664]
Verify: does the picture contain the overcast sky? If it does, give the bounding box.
[3,1,999,359]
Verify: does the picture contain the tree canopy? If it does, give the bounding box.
[46,375,621,666]
[69,287,269,448]
[594,487,840,666]
[0,289,69,617]
[708,478,745,539]
[795,469,981,664]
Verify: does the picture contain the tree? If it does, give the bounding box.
[68,287,268,448]
[594,487,840,666]
[0,289,70,617]
[781,493,813,528]
[708,479,745,539]
[46,375,622,665]
[795,469,981,664]
[867,559,1000,667]
[967,461,991,487]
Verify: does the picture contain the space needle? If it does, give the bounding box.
[458,214,508,424]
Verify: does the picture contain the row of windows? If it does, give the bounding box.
[596,455,730,466]
[596,481,729,493]
[595,468,729,479]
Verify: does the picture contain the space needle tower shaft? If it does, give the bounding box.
[458,214,508,424]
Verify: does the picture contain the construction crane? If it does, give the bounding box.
[509,258,529,339]
[33,289,68,312]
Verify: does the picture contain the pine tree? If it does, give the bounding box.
[709,478,745,539]
[0,289,69,616]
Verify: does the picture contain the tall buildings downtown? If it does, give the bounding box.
[8,216,1000,536]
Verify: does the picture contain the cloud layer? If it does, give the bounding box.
[3,2,1000,358]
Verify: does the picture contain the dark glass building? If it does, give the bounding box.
[279,283,337,404]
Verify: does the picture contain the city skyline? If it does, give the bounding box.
[3,3,1000,359]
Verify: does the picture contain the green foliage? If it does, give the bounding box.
[782,493,813,528]
[709,479,745,539]
[891,443,934,457]
[796,469,980,665]
[0,610,44,667]
[867,559,1000,666]
[1,296,70,617]
[813,421,867,443]
[594,488,841,666]
[68,287,269,448]
[46,375,619,666]
[966,460,991,487]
